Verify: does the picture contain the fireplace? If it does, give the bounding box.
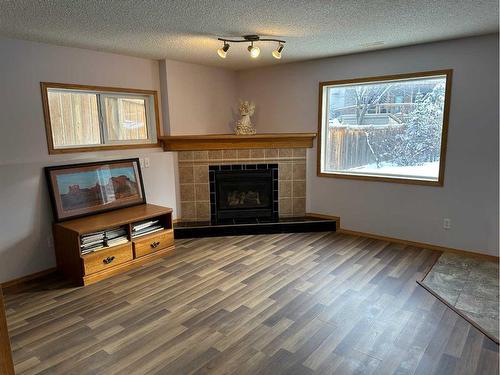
[209,164,278,223]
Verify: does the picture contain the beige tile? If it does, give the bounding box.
[279,180,292,198]
[279,148,294,158]
[178,151,193,161]
[208,150,223,160]
[196,201,210,220]
[250,149,265,159]
[293,148,307,158]
[279,162,293,180]
[279,198,293,215]
[179,184,195,202]
[293,198,306,216]
[237,149,250,159]
[293,181,306,198]
[223,149,238,160]
[193,165,209,183]
[265,148,279,159]
[181,202,196,220]
[195,183,210,201]
[293,162,306,180]
[178,165,194,184]
[193,151,209,161]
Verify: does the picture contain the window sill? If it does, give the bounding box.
[48,142,161,155]
[316,170,444,186]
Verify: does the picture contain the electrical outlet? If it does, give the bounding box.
[144,157,150,168]
[443,218,451,230]
[139,158,145,168]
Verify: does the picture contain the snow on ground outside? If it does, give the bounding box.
[347,161,440,178]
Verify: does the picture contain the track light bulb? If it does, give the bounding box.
[217,42,230,58]
[272,43,284,59]
[248,43,260,58]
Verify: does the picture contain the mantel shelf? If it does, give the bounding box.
[158,133,317,151]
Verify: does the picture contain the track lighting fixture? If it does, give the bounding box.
[248,42,260,58]
[272,43,284,59]
[217,42,230,58]
[217,35,286,60]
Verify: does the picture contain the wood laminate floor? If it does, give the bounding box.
[4,232,499,375]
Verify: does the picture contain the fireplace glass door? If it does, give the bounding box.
[215,170,273,221]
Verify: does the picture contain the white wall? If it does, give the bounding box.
[0,37,178,282]
[237,34,499,256]
[161,59,237,135]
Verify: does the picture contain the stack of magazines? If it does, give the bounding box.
[80,227,128,255]
[131,219,164,238]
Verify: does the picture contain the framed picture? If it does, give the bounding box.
[45,158,146,221]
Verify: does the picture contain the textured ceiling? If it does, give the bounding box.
[0,0,498,70]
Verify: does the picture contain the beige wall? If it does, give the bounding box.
[161,59,237,135]
[1,33,498,282]
[236,34,499,256]
[0,37,178,282]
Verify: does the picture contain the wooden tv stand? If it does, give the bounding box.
[53,204,175,286]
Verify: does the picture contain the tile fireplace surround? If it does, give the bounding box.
[178,148,307,221]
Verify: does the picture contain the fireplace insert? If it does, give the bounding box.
[209,164,278,223]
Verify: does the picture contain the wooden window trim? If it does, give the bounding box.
[316,69,453,186]
[41,82,162,154]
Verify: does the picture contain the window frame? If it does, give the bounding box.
[316,70,453,186]
[99,93,153,145]
[41,82,161,154]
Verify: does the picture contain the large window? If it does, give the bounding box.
[41,83,160,154]
[318,70,452,185]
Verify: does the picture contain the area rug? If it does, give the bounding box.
[418,252,499,344]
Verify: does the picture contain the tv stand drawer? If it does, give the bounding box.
[132,229,174,258]
[82,243,133,275]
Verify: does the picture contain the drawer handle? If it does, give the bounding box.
[150,241,160,249]
[103,256,115,264]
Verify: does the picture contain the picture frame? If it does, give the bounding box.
[45,158,146,222]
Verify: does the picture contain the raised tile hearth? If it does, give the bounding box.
[173,216,337,238]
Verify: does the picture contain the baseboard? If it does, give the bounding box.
[306,212,497,261]
[1,268,57,289]
[305,212,340,230]
[338,228,499,261]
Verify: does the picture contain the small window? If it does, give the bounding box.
[41,83,160,153]
[318,70,452,185]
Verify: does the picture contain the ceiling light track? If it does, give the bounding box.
[217,35,286,44]
[217,35,286,60]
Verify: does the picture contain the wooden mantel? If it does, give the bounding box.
[158,133,317,151]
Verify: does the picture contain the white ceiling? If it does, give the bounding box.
[0,0,498,70]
